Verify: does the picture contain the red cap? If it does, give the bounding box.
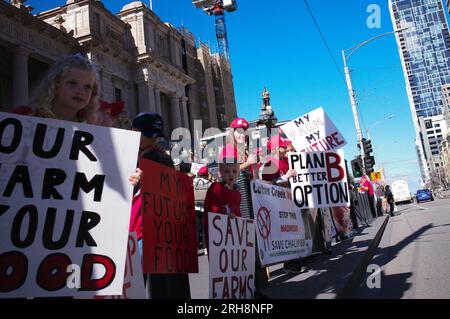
[267,135,292,152]
[100,100,124,117]
[219,144,238,162]
[197,165,209,176]
[230,117,249,130]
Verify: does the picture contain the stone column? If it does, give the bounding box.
[170,95,182,131]
[147,83,156,113]
[13,47,30,107]
[137,80,150,114]
[181,96,190,131]
[154,86,162,115]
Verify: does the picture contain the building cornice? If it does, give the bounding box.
[137,51,195,85]
[0,1,80,49]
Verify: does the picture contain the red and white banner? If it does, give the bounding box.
[140,159,198,274]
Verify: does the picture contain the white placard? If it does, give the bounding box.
[280,107,347,152]
[288,149,350,209]
[208,213,255,299]
[0,113,140,298]
[250,180,313,266]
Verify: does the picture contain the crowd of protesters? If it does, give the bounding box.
[6,53,384,298]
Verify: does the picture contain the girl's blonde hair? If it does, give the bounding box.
[30,53,101,123]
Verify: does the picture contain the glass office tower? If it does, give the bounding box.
[389,0,450,184]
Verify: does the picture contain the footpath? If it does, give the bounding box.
[189,215,389,299]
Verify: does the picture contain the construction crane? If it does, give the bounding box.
[193,0,237,61]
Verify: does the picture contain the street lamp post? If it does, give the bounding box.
[342,28,407,175]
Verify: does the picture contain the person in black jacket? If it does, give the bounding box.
[384,185,395,216]
[131,112,191,299]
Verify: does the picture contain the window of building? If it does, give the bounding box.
[115,88,122,102]
[425,119,433,129]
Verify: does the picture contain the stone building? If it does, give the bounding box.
[0,0,237,136]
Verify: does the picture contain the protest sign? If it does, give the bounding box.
[321,208,337,243]
[0,112,140,298]
[289,149,350,209]
[208,213,255,299]
[190,163,206,175]
[280,107,347,152]
[140,159,198,274]
[86,233,146,299]
[250,180,312,266]
[331,206,355,238]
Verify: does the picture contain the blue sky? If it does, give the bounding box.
[28,0,444,191]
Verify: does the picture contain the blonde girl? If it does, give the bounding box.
[12,53,100,124]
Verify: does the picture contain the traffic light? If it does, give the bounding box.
[351,156,363,178]
[365,155,375,174]
[362,138,373,155]
[358,138,376,173]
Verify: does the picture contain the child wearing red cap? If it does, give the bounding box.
[203,150,241,252]
[261,134,297,186]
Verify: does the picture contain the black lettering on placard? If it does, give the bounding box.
[3,165,33,198]
[242,249,248,271]
[160,172,171,192]
[69,130,97,161]
[154,220,163,242]
[0,204,9,217]
[0,118,22,154]
[231,249,240,272]
[0,251,28,292]
[173,174,182,194]
[154,247,162,271]
[11,205,38,248]
[42,208,74,250]
[33,124,65,159]
[219,249,227,273]
[212,277,223,299]
[212,215,223,246]
[36,253,72,291]
[165,247,173,272]
[71,173,105,202]
[225,220,235,246]
[76,210,101,247]
[164,221,172,243]
[42,169,66,200]
[141,192,151,216]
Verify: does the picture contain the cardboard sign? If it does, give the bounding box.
[140,159,198,274]
[288,150,350,209]
[208,213,255,299]
[370,171,381,182]
[0,112,140,298]
[92,233,146,299]
[250,180,313,266]
[280,107,347,152]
